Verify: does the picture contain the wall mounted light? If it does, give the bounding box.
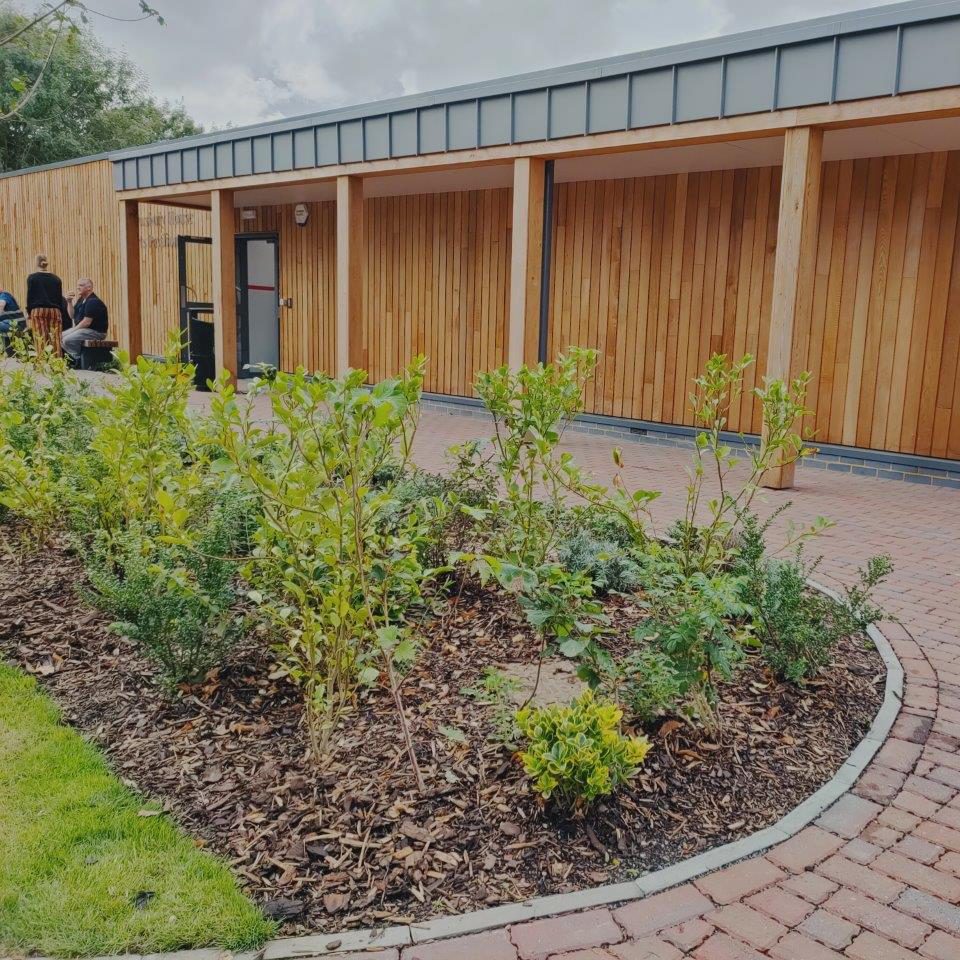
[294,203,309,227]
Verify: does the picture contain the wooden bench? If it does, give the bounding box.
[79,339,118,370]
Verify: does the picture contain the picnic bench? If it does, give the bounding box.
[80,339,118,370]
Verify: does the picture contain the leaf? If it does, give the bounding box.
[559,637,587,658]
[438,724,467,744]
[359,666,381,686]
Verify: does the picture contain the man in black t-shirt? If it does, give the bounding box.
[61,277,109,362]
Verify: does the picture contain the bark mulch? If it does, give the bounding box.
[0,531,885,935]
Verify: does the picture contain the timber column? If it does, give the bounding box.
[119,199,142,359]
[336,175,364,377]
[508,157,546,370]
[763,126,823,489]
[211,189,238,383]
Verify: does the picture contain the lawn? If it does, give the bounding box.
[0,663,274,957]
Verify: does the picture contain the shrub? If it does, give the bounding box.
[731,509,891,683]
[81,340,196,538]
[85,522,239,689]
[602,354,814,577]
[384,466,487,566]
[0,357,92,544]
[472,347,599,570]
[83,486,254,689]
[460,350,610,684]
[754,553,891,683]
[557,507,642,594]
[211,360,431,788]
[515,690,651,809]
[613,645,685,726]
[633,546,752,727]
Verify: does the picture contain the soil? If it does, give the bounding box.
[0,528,886,935]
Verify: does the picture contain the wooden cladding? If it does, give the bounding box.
[545,156,960,460]
[0,159,210,355]
[805,154,960,461]
[547,170,781,434]
[5,150,960,462]
[360,189,512,396]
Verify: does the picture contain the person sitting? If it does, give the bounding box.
[61,277,108,363]
[0,286,24,335]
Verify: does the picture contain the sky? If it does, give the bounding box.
[34,0,897,130]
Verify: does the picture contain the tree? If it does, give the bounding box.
[0,2,201,171]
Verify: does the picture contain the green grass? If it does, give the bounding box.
[0,664,276,957]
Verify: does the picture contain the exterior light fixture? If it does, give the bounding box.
[294,203,309,226]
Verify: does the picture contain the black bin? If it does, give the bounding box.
[187,313,215,391]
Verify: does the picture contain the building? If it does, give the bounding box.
[3,0,960,487]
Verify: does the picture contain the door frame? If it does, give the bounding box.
[177,234,213,362]
[235,231,281,376]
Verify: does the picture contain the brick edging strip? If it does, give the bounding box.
[69,585,902,960]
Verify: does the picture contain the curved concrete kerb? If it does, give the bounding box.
[76,585,902,960]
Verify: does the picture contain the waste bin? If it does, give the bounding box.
[187,312,215,391]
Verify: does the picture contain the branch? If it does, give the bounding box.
[0,15,65,122]
[0,1,72,48]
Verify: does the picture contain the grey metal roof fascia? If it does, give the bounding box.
[106,0,960,163]
[0,149,117,181]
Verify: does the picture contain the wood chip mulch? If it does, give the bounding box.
[0,530,885,935]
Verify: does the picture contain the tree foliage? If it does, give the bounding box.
[0,2,200,171]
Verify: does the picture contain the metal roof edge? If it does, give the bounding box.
[0,150,117,181]
[105,0,960,162]
[1,0,957,179]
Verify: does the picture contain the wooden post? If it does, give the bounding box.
[508,156,546,369]
[336,175,364,377]
[119,199,142,359]
[762,126,823,489]
[210,189,238,383]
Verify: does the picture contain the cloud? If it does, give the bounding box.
[35,0,894,130]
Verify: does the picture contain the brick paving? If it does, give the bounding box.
[385,407,960,960]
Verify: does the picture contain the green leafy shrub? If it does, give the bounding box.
[515,690,651,809]
[84,496,246,689]
[472,348,599,570]
[557,507,641,593]
[734,516,892,683]
[613,645,685,726]
[80,341,197,538]
[0,355,92,544]
[603,354,815,578]
[458,350,611,687]
[64,339,254,688]
[383,465,492,566]
[633,546,751,726]
[516,562,608,660]
[211,360,431,788]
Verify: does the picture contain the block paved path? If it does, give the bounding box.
[389,407,960,960]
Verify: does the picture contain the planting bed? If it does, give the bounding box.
[0,530,885,936]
